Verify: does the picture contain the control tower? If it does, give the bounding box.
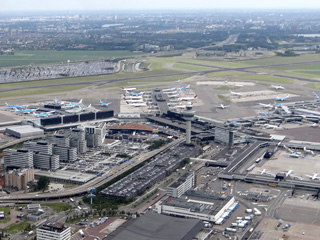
[183,105,195,144]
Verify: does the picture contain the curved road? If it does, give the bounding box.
[0,138,184,202]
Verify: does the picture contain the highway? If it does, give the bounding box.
[0,138,184,202]
[2,59,320,93]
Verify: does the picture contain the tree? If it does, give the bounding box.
[37,176,50,192]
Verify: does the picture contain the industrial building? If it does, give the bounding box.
[4,168,34,190]
[167,172,195,198]
[36,222,71,240]
[106,211,203,240]
[5,125,44,138]
[157,190,235,223]
[3,149,33,169]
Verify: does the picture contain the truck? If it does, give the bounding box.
[238,223,246,228]
[79,230,85,237]
[245,209,253,213]
[236,217,243,220]
[245,216,253,220]
[28,231,34,236]
[230,223,238,227]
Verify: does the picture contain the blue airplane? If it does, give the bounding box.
[259,112,270,116]
[125,90,144,96]
[99,100,112,107]
[275,95,289,101]
[82,104,91,111]
[65,99,82,108]
[33,111,54,118]
[5,102,24,109]
[15,108,37,114]
[179,85,190,90]
[274,102,283,107]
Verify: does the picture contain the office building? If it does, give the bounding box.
[47,135,70,147]
[4,168,34,190]
[3,149,33,169]
[82,122,106,147]
[37,222,71,240]
[24,141,53,155]
[68,129,87,154]
[167,172,195,198]
[53,146,76,162]
[34,152,60,171]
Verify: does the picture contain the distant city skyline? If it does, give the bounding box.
[2,0,320,12]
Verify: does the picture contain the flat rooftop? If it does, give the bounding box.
[34,169,96,183]
[106,211,202,240]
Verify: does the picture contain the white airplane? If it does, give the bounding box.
[121,87,136,91]
[259,103,273,108]
[33,111,54,118]
[271,85,285,90]
[100,100,112,107]
[163,87,177,92]
[309,123,319,128]
[230,90,242,97]
[66,106,82,113]
[306,173,320,180]
[82,104,91,111]
[173,103,192,109]
[123,98,144,103]
[53,97,64,105]
[217,104,230,109]
[167,94,180,99]
[258,169,274,176]
[126,102,147,107]
[264,124,282,130]
[122,95,143,100]
[65,99,82,108]
[176,79,181,83]
[178,95,197,101]
[281,170,293,177]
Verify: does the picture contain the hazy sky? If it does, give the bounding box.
[2,0,320,11]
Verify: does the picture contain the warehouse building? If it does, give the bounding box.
[5,125,44,138]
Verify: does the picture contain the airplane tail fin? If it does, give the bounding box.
[79,99,83,104]
[5,102,8,106]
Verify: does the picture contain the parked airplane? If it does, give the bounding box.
[122,94,143,99]
[66,106,82,113]
[15,108,38,114]
[306,173,320,180]
[126,101,146,107]
[259,103,273,108]
[288,152,300,158]
[281,170,293,177]
[65,99,82,108]
[82,104,91,111]
[5,102,24,109]
[271,85,285,90]
[217,104,230,109]
[178,85,190,90]
[173,102,192,109]
[99,100,112,108]
[229,90,242,97]
[309,123,320,128]
[264,123,282,130]
[124,98,144,103]
[274,102,283,107]
[259,112,270,116]
[258,169,268,175]
[33,111,54,118]
[178,95,197,101]
[275,95,289,101]
[125,90,144,96]
[121,87,136,91]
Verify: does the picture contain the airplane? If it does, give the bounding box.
[259,112,270,116]
[100,100,112,107]
[309,123,319,128]
[229,90,242,97]
[275,95,289,101]
[65,99,82,108]
[274,102,283,107]
[288,152,300,158]
[281,170,293,177]
[121,87,136,91]
[125,90,144,96]
[15,108,38,114]
[124,98,144,103]
[264,123,282,130]
[33,111,54,118]
[66,106,82,113]
[271,85,285,90]
[176,80,181,83]
[259,103,273,108]
[178,95,197,101]
[5,102,24,109]
[122,95,143,100]
[217,104,230,109]
[178,85,190,91]
[173,102,192,109]
[258,169,275,177]
[82,104,91,111]
[306,173,320,180]
[126,101,147,107]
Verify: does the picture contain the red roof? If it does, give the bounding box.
[107,123,154,131]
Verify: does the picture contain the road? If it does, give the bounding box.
[2,60,320,93]
[0,138,184,202]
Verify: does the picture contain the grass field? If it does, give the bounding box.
[206,70,246,78]
[173,63,215,71]
[43,202,72,213]
[218,94,231,103]
[4,221,29,234]
[238,74,295,83]
[308,83,320,89]
[0,207,11,224]
[0,50,142,68]
[0,85,89,99]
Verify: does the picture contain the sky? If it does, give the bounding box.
[2,0,320,12]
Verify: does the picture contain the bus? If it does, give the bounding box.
[70,198,74,202]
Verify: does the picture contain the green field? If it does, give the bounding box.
[43,202,72,213]
[4,220,29,234]
[308,83,320,89]
[238,74,295,83]
[173,63,215,71]
[0,50,143,68]
[0,207,11,224]
[206,70,246,78]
